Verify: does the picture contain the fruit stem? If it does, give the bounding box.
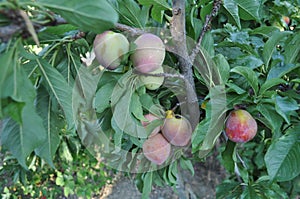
[165,110,174,119]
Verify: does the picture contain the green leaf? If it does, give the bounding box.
[216,180,243,198]
[223,0,260,29]
[138,0,171,10]
[250,26,280,38]
[199,2,213,21]
[94,82,115,113]
[235,0,260,21]
[257,103,283,138]
[192,118,209,153]
[1,105,46,169]
[226,82,247,94]
[221,141,236,173]
[267,63,299,80]
[217,41,258,56]
[179,158,194,176]
[111,71,147,138]
[265,125,300,182]
[55,171,65,186]
[36,59,74,129]
[142,172,153,199]
[241,184,260,199]
[113,0,149,28]
[39,0,118,33]
[259,78,286,96]
[1,99,25,123]
[198,86,227,157]
[151,6,164,23]
[262,31,292,68]
[283,32,300,64]
[0,49,14,100]
[0,48,47,168]
[1,51,36,103]
[234,55,263,70]
[130,92,145,121]
[59,140,73,162]
[274,96,298,124]
[167,162,178,185]
[231,66,259,96]
[35,87,61,167]
[213,54,230,83]
[223,0,240,29]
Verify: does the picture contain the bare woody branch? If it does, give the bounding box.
[190,0,222,63]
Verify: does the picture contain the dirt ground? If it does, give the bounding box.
[99,153,226,199]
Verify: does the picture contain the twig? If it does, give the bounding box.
[134,70,185,80]
[115,23,145,36]
[190,0,222,63]
[0,24,22,41]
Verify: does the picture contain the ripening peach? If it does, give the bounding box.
[141,113,161,137]
[131,33,165,73]
[93,31,129,69]
[283,16,290,26]
[161,111,192,146]
[142,133,171,165]
[225,109,257,143]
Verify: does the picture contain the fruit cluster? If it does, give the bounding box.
[93,31,165,90]
[93,31,259,166]
[141,111,192,165]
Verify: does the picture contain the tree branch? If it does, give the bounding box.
[190,0,222,63]
[115,23,145,36]
[134,70,185,80]
[170,0,199,129]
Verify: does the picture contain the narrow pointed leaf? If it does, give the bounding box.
[223,0,240,28]
[35,87,61,167]
[263,31,292,68]
[36,59,74,129]
[231,66,259,96]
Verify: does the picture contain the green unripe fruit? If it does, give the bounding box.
[93,31,129,70]
[140,66,164,90]
[131,33,165,73]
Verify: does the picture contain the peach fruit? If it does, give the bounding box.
[142,133,171,165]
[161,111,192,146]
[225,109,257,143]
[131,33,165,73]
[141,113,161,137]
[283,16,290,26]
[93,31,129,69]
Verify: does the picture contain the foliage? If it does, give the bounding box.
[0,142,110,198]
[0,0,299,198]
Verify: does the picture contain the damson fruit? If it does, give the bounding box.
[140,66,164,90]
[141,113,161,137]
[161,111,192,146]
[131,33,165,73]
[93,31,129,69]
[225,109,257,143]
[142,133,171,165]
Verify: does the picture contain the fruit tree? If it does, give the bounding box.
[0,0,299,198]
